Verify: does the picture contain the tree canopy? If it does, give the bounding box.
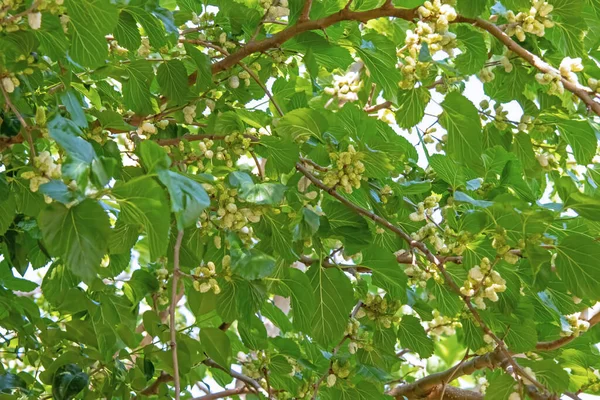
[1,0,600,399]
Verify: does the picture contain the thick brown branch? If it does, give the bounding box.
[211,4,417,73]
[426,386,484,400]
[458,16,600,117]
[389,349,505,399]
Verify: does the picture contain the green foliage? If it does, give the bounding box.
[1,0,600,399]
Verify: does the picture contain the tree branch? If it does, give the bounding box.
[202,359,262,393]
[299,0,313,22]
[191,387,249,400]
[536,309,600,351]
[458,16,600,117]
[295,162,553,397]
[389,349,505,398]
[211,5,418,74]
[2,0,39,24]
[170,230,184,400]
[139,372,173,396]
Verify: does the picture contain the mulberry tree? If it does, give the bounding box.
[1,0,600,399]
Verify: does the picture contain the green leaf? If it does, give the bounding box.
[504,319,537,352]
[184,43,213,91]
[454,25,487,75]
[520,359,570,393]
[397,315,434,358]
[52,364,89,400]
[258,136,300,174]
[125,6,168,49]
[395,87,430,129]
[157,60,189,104]
[60,90,87,128]
[0,372,27,393]
[48,116,95,163]
[38,200,110,281]
[200,327,231,368]
[0,192,16,236]
[455,0,492,17]
[429,154,467,189]
[439,91,483,171]
[231,249,276,280]
[547,116,597,165]
[362,245,407,300]
[283,32,353,71]
[484,66,529,103]
[280,268,315,333]
[355,33,402,100]
[486,372,517,400]
[238,182,286,205]
[113,11,141,51]
[276,108,327,142]
[307,265,355,347]
[65,0,118,67]
[158,170,211,229]
[123,60,155,115]
[238,314,268,350]
[112,177,170,260]
[555,234,600,300]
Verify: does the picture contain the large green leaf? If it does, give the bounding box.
[397,315,434,358]
[439,91,483,171]
[280,268,316,333]
[276,108,327,142]
[52,364,89,400]
[486,372,517,400]
[355,33,402,100]
[555,234,600,300]
[395,87,430,129]
[258,136,300,175]
[158,170,210,229]
[157,60,189,104]
[362,245,407,301]
[283,32,353,70]
[123,60,155,115]
[38,200,110,281]
[200,327,231,368]
[112,177,170,260]
[548,116,597,165]
[65,0,118,67]
[307,265,355,347]
[454,25,487,75]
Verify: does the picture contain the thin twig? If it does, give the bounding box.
[170,230,185,400]
[2,0,39,24]
[239,61,284,117]
[251,151,265,180]
[440,350,470,400]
